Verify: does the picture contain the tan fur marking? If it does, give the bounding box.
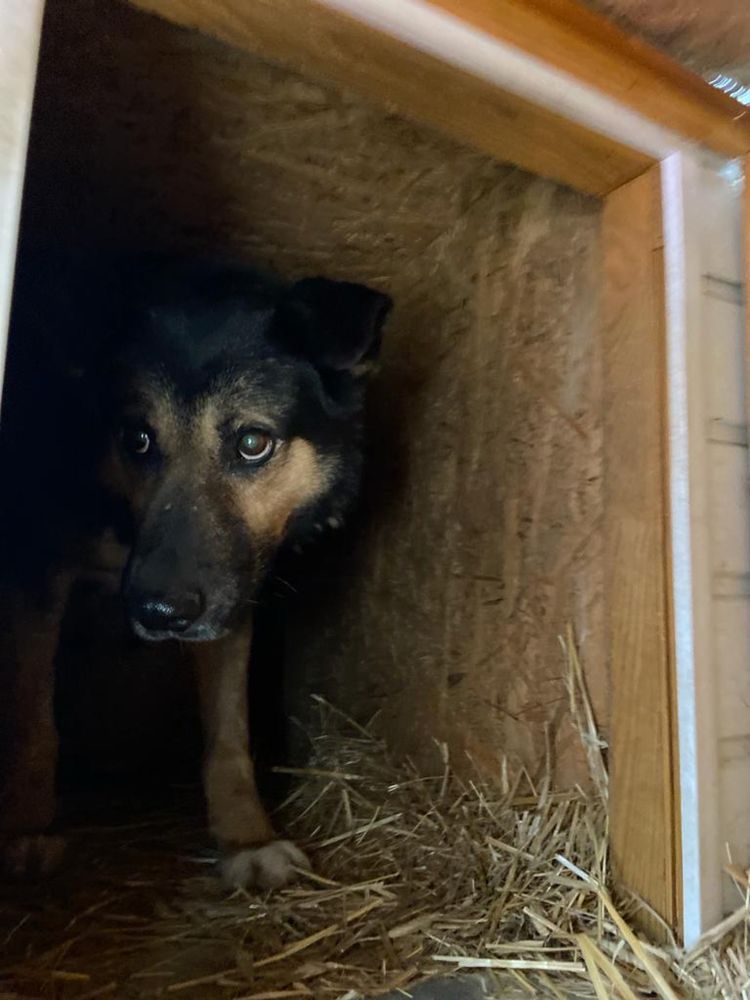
[105,385,327,546]
[126,376,181,453]
[104,377,183,514]
[195,400,222,456]
[231,438,327,540]
[193,626,275,848]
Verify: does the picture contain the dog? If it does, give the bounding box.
[0,250,391,888]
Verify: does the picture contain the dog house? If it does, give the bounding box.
[2,0,750,989]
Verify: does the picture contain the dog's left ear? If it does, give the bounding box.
[276,277,392,372]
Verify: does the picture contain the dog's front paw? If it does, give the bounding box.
[220,840,310,891]
[2,834,66,880]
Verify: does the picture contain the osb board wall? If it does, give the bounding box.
[23,0,606,786]
[285,186,605,785]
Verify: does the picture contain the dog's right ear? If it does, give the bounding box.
[273,277,392,373]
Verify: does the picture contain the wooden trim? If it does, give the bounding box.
[127,0,750,200]
[424,0,750,159]
[661,153,725,943]
[747,155,750,347]
[602,167,681,936]
[129,0,654,197]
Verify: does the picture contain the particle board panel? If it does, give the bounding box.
[714,598,750,742]
[703,295,746,427]
[718,740,750,914]
[127,0,653,196]
[707,445,750,576]
[602,168,681,933]
[283,171,607,791]
[704,156,750,919]
[702,167,744,285]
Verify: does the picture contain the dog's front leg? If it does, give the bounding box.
[0,577,70,878]
[193,625,308,890]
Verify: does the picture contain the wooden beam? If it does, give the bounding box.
[128,0,654,197]
[602,167,681,935]
[426,0,750,160]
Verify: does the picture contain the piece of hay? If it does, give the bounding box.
[1,633,748,998]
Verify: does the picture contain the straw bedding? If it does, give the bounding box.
[1,633,748,999]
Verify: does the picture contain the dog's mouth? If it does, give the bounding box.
[129,617,231,643]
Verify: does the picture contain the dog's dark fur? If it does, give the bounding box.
[0,250,390,886]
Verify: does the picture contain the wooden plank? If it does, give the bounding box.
[426,0,750,159]
[661,153,727,943]
[602,168,681,935]
[746,155,750,437]
[128,0,653,197]
[659,235,683,939]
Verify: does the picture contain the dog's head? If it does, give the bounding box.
[104,264,390,642]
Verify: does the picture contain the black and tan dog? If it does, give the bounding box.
[0,251,390,888]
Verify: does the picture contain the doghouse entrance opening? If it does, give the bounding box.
[0,0,617,996]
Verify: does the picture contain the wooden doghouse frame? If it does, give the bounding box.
[2,0,749,946]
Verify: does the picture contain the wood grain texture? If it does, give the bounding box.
[602,168,681,933]
[126,0,653,196]
[427,0,750,158]
[282,187,607,789]
[25,0,608,789]
[746,155,750,440]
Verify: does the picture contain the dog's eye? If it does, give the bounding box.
[237,429,275,464]
[121,426,152,458]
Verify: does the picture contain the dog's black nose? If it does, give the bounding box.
[129,592,204,634]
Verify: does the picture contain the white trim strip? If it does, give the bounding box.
[322,0,697,162]
[0,0,45,406]
[662,152,723,944]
